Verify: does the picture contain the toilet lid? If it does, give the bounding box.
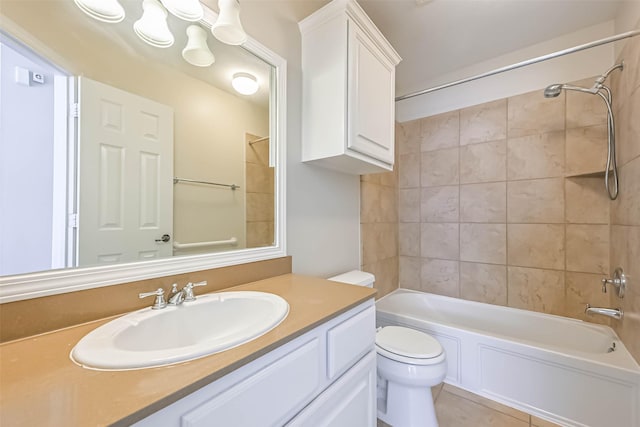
[376,326,443,359]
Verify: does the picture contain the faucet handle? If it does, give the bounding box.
[601,267,627,298]
[184,280,207,301]
[139,288,167,309]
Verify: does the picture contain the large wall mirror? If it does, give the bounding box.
[0,1,287,302]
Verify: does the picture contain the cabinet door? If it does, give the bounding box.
[347,21,395,166]
[180,338,321,427]
[287,351,377,427]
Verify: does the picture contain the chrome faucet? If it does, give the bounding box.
[183,281,208,301]
[167,283,186,305]
[601,267,626,298]
[139,288,167,309]
[139,281,207,309]
[585,304,623,320]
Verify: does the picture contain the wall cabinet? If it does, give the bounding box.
[299,0,401,175]
[133,300,376,427]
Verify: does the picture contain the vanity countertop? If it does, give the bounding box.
[0,274,376,427]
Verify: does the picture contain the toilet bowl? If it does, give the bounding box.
[376,326,446,427]
[328,271,447,427]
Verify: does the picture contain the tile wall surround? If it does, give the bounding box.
[610,29,640,362]
[360,124,400,298]
[363,26,640,366]
[0,257,292,343]
[395,75,616,325]
[245,134,275,247]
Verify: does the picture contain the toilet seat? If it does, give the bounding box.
[376,326,444,365]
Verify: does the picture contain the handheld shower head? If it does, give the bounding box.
[544,84,563,98]
[543,83,598,98]
[542,62,623,201]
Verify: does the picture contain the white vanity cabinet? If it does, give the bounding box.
[133,300,376,427]
[299,0,401,175]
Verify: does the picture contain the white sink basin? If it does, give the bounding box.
[71,291,289,370]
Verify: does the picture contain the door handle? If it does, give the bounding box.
[155,234,171,243]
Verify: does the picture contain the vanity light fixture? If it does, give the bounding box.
[73,0,125,23]
[160,0,204,22]
[211,0,247,45]
[231,72,258,95]
[134,0,175,48]
[182,25,215,67]
[74,0,246,69]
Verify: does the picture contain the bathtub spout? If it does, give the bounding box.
[585,304,623,320]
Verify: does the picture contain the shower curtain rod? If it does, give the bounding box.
[395,29,640,102]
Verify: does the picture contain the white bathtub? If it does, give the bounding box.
[376,289,640,427]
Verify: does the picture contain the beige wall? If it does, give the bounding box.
[1,1,269,253]
[609,26,640,361]
[396,78,614,324]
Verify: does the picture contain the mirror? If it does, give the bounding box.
[0,1,286,302]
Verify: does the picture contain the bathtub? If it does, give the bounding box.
[376,289,640,427]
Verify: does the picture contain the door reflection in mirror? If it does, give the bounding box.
[0,0,274,277]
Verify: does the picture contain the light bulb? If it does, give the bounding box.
[133,0,175,48]
[211,0,247,45]
[182,25,215,67]
[74,0,125,23]
[160,0,204,22]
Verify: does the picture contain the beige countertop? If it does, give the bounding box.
[0,274,376,427]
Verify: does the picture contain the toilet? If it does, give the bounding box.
[329,270,447,427]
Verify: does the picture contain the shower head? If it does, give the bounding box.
[543,83,599,98]
[543,84,564,98]
[542,62,623,201]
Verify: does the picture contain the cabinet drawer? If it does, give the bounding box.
[327,305,375,379]
[181,338,321,427]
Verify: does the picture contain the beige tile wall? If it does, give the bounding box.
[396,75,615,324]
[360,125,400,298]
[245,134,274,247]
[610,29,640,361]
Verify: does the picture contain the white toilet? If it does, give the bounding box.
[329,271,447,427]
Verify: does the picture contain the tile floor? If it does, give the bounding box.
[377,383,560,427]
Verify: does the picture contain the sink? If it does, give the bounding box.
[71,291,289,370]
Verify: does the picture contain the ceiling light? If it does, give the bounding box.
[133,0,175,48]
[73,0,125,23]
[182,25,215,67]
[160,0,204,22]
[211,0,247,46]
[232,72,258,95]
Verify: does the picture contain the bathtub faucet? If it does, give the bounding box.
[585,304,623,320]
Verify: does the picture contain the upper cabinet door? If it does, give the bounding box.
[299,0,401,175]
[347,20,395,166]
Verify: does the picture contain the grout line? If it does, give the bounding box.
[505,97,510,305]
[563,89,568,313]
[457,110,462,298]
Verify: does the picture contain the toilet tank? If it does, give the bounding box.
[328,270,375,288]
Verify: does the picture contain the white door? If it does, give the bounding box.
[77,77,173,266]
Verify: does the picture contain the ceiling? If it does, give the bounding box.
[353,0,626,97]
